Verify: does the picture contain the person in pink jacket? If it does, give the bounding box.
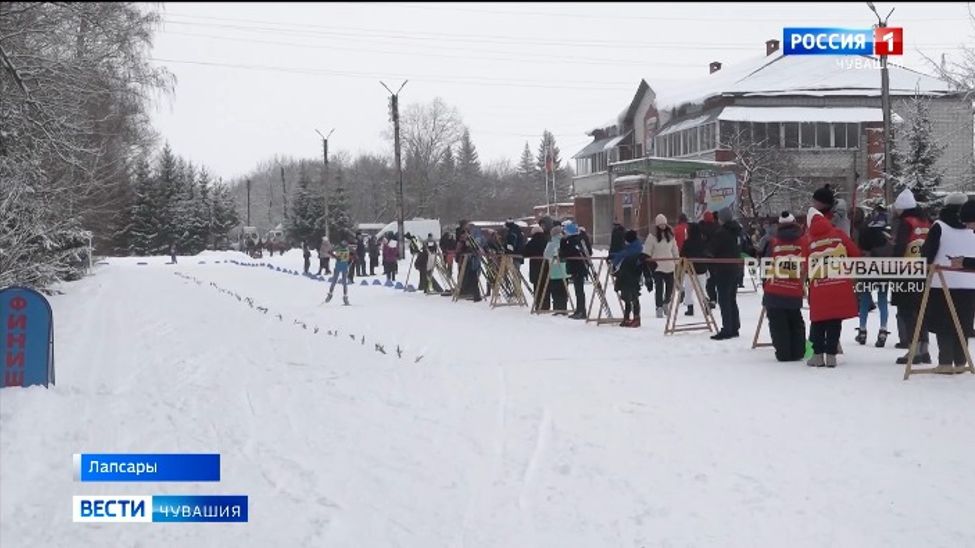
[382,237,399,282]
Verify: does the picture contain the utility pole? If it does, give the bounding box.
[246,178,252,226]
[382,80,408,259]
[268,172,273,225]
[867,2,896,206]
[316,128,335,240]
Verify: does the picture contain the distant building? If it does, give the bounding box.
[531,202,574,221]
[573,38,973,244]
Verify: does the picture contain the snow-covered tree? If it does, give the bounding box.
[327,167,355,243]
[287,165,326,247]
[897,92,944,211]
[518,142,536,179]
[127,158,160,255]
[210,183,240,247]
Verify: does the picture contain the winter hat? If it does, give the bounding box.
[531,226,543,235]
[806,206,824,227]
[703,211,715,223]
[624,230,638,243]
[718,208,733,224]
[893,188,917,211]
[387,240,398,248]
[960,200,975,223]
[812,184,836,208]
[563,222,579,236]
[778,211,796,224]
[655,214,668,227]
[945,192,968,206]
[550,226,563,237]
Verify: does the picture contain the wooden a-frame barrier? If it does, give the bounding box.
[452,254,487,302]
[531,258,575,315]
[584,256,623,326]
[666,258,718,335]
[489,254,529,308]
[903,266,975,380]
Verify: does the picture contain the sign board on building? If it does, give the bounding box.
[1,287,55,388]
[693,172,738,220]
[622,193,633,206]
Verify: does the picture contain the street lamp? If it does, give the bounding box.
[867,2,896,206]
[315,128,335,240]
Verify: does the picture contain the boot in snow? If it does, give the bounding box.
[620,314,631,327]
[685,305,694,316]
[343,295,350,306]
[855,328,867,345]
[875,329,889,348]
[656,307,664,319]
[325,293,333,304]
[628,316,641,328]
[807,354,825,367]
[825,354,838,368]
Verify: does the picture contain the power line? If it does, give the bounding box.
[148,57,637,90]
[161,16,967,51]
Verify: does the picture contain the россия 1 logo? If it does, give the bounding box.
[783,27,903,55]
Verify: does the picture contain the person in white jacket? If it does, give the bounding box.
[644,214,680,317]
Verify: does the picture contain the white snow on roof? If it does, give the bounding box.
[649,52,953,112]
[719,106,884,123]
[655,112,716,137]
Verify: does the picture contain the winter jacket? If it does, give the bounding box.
[382,242,399,263]
[890,209,930,305]
[674,222,689,252]
[544,236,567,280]
[559,233,590,278]
[523,233,549,285]
[609,224,626,254]
[923,203,975,291]
[413,249,428,271]
[357,240,368,259]
[368,239,379,259]
[707,220,743,281]
[680,223,709,275]
[643,228,680,273]
[332,244,351,272]
[610,240,648,292]
[504,222,526,255]
[761,223,807,310]
[319,240,333,258]
[805,213,860,322]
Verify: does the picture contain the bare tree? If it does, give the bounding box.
[922,4,975,97]
[720,128,803,220]
[398,98,464,217]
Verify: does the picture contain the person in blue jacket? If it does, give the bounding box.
[610,230,650,327]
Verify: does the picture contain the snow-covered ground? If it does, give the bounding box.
[2,249,974,547]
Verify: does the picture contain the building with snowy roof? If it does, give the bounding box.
[572,39,973,244]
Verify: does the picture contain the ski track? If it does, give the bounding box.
[2,251,975,548]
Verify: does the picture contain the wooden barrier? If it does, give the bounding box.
[903,266,975,379]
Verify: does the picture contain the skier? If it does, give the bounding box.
[610,230,649,327]
[439,231,456,277]
[456,222,482,302]
[317,237,332,276]
[368,235,379,276]
[891,188,932,364]
[708,208,743,340]
[544,226,569,313]
[855,206,893,347]
[679,222,709,317]
[169,242,177,264]
[804,208,860,367]
[762,211,808,362]
[523,226,550,310]
[559,222,590,320]
[416,241,442,294]
[644,214,679,318]
[921,194,975,370]
[325,239,351,305]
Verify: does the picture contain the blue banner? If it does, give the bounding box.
[152,495,248,522]
[0,286,54,388]
[75,453,220,482]
[783,28,873,55]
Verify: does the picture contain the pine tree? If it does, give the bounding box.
[457,129,481,178]
[210,182,240,247]
[287,165,326,247]
[518,142,536,179]
[457,129,485,216]
[327,167,355,243]
[127,157,159,255]
[155,144,180,250]
[535,130,566,206]
[897,92,944,209]
[535,130,562,175]
[176,164,211,254]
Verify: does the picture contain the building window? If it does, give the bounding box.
[634,143,643,158]
[702,123,714,150]
[817,122,831,147]
[833,123,847,148]
[784,122,799,148]
[720,121,736,146]
[846,123,859,148]
[753,123,767,147]
[766,123,781,147]
[800,122,816,148]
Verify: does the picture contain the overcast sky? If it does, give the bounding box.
[149,2,973,180]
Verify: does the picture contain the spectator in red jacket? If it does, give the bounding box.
[804,207,861,368]
[674,213,689,252]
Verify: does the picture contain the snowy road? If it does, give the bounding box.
[2,250,974,547]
